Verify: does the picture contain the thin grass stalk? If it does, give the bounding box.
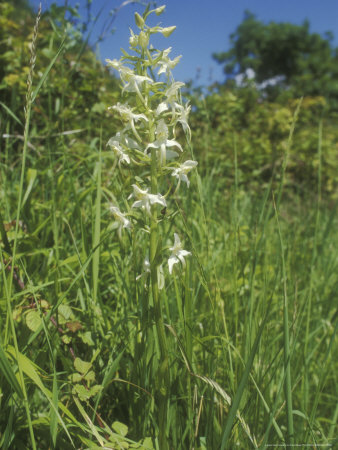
[275,98,302,210]
[184,261,194,442]
[232,133,239,348]
[92,138,107,332]
[273,197,294,446]
[303,120,323,414]
[220,307,269,448]
[5,5,42,449]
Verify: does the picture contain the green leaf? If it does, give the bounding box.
[0,344,23,399]
[26,310,42,332]
[112,421,128,437]
[74,357,92,374]
[73,384,92,401]
[79,331,95,346]
[0,101,23,126]
[58,304,72,321]
[22,168,37,207]
[84,370,95,383]
[61,334,72,344]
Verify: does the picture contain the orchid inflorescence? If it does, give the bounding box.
[106,5,197,278]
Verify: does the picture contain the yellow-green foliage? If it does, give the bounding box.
[191,87,337,198]
[0,1,120,143]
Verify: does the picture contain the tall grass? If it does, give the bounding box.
[0,3,337,449]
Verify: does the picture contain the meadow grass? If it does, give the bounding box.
[0,4,337,449]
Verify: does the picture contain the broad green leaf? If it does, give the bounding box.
[74,357,92,374]
[58,304,72,321]
[112,421,128,437]
[84,370,96,383]
[61,334,72,344]
[79,331,95,346]
[26,310,42,332]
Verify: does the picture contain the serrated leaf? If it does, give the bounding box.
[89,384,101,397]
[26,310,42,332]
[58,304,72,322]
[70,372,82,383]
[74,357,92,374]
[79,331,94,346]
[112,421,128,437]
[61,334,72,344]
[84,370,95,383]
[73,383,101,401]
[73,384,91,401]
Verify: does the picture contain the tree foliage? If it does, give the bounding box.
[213,11,338,109]
[0,0,120,142]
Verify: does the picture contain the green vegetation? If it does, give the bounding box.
[0,2,337,449]
[213,11,338,110]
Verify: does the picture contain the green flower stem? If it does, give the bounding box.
[149,122,170,449]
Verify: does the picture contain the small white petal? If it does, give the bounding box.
[168,233,191,274]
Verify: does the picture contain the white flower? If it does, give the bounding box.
[107,130,139,165]
[130,184,166,216]
[145,119,183,165]
[111,103,148,124]
[129,28,138,47]
[121,71,153,94]
[106,59,153,99]
[164,81,185,104]
[174,102,191,140]
[110,103,148,140]
[156,82,185,117]
[110,205,131,238]
[107,139,130,165]
[171,160,198,187]
[168,233,191,274]
[157,47,182,76]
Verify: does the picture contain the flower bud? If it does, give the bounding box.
[134,12,144,28]
[138,31,149,49]
[160,26,176,37]
[154,5,166,15]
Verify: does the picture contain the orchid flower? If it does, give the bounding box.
[168,233,191,274]
[106,58,153,101]
[110,103,148,141]
[129,184,166,216]
[174,102,192,141]
[156,81,185,116]
[145,119,183,165]
[107,130,140,165]
[110,205,131,238]
[157,47,182,77]
[171,160,198,187]
[107,139,130,165]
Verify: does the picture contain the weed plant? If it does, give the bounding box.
[0,3,337,449]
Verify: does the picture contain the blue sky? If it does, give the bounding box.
[31,0,338,86]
